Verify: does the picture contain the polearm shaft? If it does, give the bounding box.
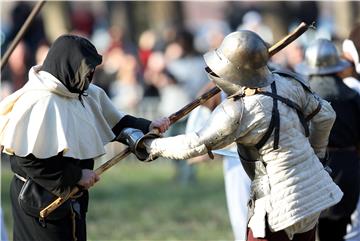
[40,148,131,218]
[169,86,221,124]
[39,21,312,219]
[268,22,314,56]
[1,0,47,71]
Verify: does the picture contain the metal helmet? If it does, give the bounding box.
[295,39,350,76]
[204,30,273,92]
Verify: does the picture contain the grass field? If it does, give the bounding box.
[1,157,233,240]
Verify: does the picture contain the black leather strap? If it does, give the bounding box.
[305,101,322,121]
[255,82,280,150]
[255,80,313,150]
[238,71,317,151]
[258,90,310,137]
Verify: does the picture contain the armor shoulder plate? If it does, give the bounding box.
[197,98,242,149]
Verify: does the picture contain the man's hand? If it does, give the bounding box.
[149,117,170,133]
[77,169,100,189]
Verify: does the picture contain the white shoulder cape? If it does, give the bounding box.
[0,65,124,159]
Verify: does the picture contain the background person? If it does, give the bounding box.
[296,38,360,241]
[341,23,360,241]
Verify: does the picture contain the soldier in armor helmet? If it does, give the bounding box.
[121,30,343,241]
[296,38,360,241]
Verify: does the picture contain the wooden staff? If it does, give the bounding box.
[0,0,47,71]
[39,21,312,219]
[40,148,131,219]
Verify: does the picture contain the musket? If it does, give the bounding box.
[39,21,313,219]
[1,1,47,71]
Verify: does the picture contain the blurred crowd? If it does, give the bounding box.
[1,2,360,240]
[1,1,356,120]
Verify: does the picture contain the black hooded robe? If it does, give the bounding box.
[7,35,151,241]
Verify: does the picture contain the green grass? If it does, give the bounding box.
[1,158,233,240]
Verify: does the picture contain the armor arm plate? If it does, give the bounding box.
[145,99,243,160]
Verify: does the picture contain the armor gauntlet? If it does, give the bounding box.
[116,128,159,161]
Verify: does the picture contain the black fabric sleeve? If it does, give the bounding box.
[11,154,83,198]
[112,114,151,136]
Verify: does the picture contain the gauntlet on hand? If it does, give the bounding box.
[116,128,159,161]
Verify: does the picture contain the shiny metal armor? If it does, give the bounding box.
[295,38,350,75]
[207,73,242,96]
[204,30,273,91]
